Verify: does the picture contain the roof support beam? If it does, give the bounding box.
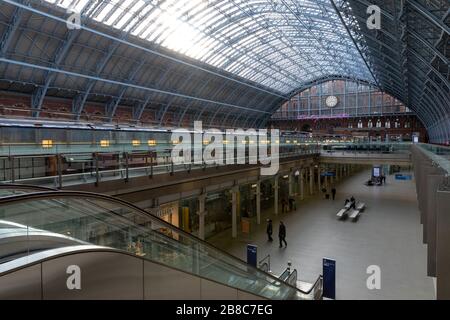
[106,60,146,121]
[2,0,287,99]
[0,57,272,115]
[0,0,26,56]
[30,0,99,117]
[408,0,450,35]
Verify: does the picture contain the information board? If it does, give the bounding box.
[323,258,336,299]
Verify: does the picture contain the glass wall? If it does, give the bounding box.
[272,79,412,120]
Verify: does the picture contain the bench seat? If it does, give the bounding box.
[349,209,361,220]
[337,208,348,218]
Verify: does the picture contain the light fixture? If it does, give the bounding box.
[42,140,53,148]
[148,140,156,146]
[100,140,110,147]
[132,140,141,146]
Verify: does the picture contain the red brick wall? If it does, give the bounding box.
[269,115,428,142]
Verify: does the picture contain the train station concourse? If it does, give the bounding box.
[0,0,448,303]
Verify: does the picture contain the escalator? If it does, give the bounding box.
[0,186,322,300]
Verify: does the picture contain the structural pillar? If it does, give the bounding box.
[288,171,294,197]
[197,194,207,240]
[309,166,314,195]
[274,176,279,215]
[300,168,305,200]
[317,165,321,192]
[256,181,261,225]
[330,165,335,185]
[231,186,238,238]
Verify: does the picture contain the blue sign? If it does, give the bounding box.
[321,172,336,177]
[395,174,412,181]
[247,244,258,267]
[323,258,336,299]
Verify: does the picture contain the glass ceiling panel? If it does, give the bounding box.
[44,0,375,94]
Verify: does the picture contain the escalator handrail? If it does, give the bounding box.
[0,183,56,192]
[0,190,321,296]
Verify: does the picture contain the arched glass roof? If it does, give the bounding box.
[43,0,375,94]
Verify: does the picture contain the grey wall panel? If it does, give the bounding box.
[420,164,440,242]
[425,174,444,277]
[0,264,42,300]
[42,252,144,300]
[144,261,201,300]
[200,278,238,300]
[436,189,450,300]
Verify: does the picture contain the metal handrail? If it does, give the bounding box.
[258,254,271,272]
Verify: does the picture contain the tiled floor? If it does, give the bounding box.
[209,168,435,300]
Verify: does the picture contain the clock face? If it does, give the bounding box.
[326,95,338,108]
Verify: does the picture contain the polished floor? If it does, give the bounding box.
[209,168,435,300]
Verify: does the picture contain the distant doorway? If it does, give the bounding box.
[301,124,311,132]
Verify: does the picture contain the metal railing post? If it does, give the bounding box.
[150,155,154,178]
[94,153,99,186]
[10,156,14,183]
[124,152,129,182]
[57,154,63,189]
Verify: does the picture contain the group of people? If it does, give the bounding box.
[367,175,386,186]
[266,220,287,248]
[345,196,356,209]
[321,186,337,200]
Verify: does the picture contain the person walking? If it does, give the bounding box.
[281,198,288,213]
[321,187,327,199]
[278,221,287,248]
[331,187,337,200]
[266,219,273,242]
[350,196,356,209]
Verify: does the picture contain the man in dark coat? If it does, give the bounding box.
[331,187,337,200]
[266,219,273,242]
[279,221,287,248]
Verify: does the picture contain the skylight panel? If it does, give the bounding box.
[41,0,374,94]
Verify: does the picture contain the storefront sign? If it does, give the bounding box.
[149,202,178,219]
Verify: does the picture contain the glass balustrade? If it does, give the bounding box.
[0,143,320,187]
[0,191,321,300]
